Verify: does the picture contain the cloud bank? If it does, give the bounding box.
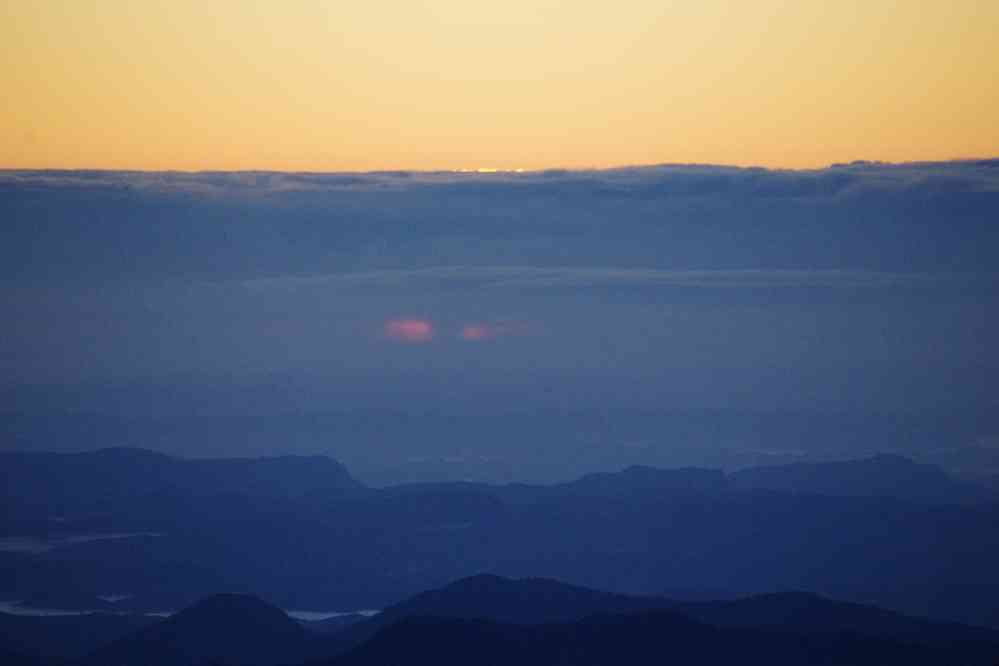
[1,160,996,418]
[3,160,999,289]
[244,266,964,293]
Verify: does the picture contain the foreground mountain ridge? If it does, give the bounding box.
[330,574,999,650]
[329,611,997,666]
[323,575,999,665]
[6,576,993,666]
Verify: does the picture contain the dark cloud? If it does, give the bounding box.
[241,266,965,292]
[3,161,998,291]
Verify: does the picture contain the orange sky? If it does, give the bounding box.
[2,0,997,171]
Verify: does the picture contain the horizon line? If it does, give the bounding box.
[2,156,998,177]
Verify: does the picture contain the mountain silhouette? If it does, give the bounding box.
[327,574,999,658]
[4,450,998,627]
[332,574,664,648]
[7,577,999,665]
[382,454,984,506]
[328,611,999,666]
[545,466,728,499]
[2,448,364,517]
[80,594,317,666]
[673,590,999,643]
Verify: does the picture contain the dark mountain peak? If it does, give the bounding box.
[82,594,309,666]
[177,592,297,624]
[747,589,827,604]
[333,573,666,651]
[440,572,509,590]
[408,573,622,609]
[432,574,627,605]
[138,593,306,645]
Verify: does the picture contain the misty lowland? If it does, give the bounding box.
[3,160,998,666]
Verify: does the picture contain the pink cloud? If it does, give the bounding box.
[460,324,494,341]
[384,318,434,343]
[460,321,531,341]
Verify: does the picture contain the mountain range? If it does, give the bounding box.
[2,448,997,629]
[5,575,999,666]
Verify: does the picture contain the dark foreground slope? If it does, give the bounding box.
[0,611,158,660]
[8,577,998,666]
[324,575,999,662]
[329,612,999,666]
[0,648,55,666]
[673,591,999,644]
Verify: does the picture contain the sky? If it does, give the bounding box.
[2,0,999,171]
[1,2,998,481]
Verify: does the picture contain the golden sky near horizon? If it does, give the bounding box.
[2,0,998,171]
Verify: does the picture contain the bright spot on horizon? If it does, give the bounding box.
[457,168,527,174]
[384,318,434,343]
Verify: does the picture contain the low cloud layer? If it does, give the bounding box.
[244,266,966,293]
[3,160,999,289]
[2,161,996,428]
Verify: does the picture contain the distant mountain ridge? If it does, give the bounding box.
[3,448,997,628]
[383,453,987,504]
[2,447,364,516]
[3,447,986,510]
[729,453,984,503]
